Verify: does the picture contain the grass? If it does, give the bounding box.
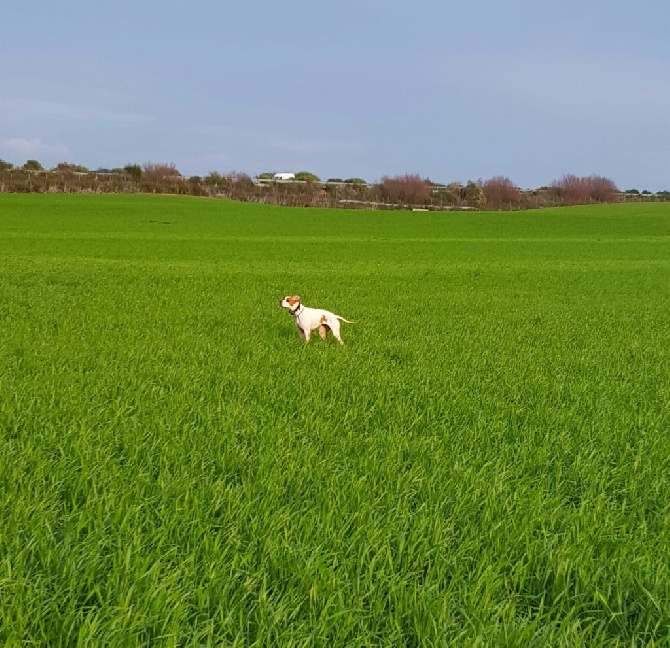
[0,193,669,646]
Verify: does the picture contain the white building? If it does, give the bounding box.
[273,172,296,181]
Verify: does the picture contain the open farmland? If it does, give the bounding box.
[0,194,669,645]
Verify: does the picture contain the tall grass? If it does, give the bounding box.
[0,194,669,645]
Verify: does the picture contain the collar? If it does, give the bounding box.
[290,303,304,317]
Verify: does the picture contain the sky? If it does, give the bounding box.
[1,0,669,190]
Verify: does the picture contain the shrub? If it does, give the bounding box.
[123,164,143,180]
[480,176,521,210]
[378,174,431,205]
[142,162,181,182]
[294,171,321,183]
[550,174,619,205]
[23,159,43,171]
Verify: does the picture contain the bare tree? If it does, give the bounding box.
[550,174,590,205]
[586,175,619,203]
[550,174,619,205]
[378,174,431,205]
[142,162,181,183]
[480,176,521,210]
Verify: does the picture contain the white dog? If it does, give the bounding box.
[279,295,354,345]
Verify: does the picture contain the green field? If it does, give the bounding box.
[1,194,669,646]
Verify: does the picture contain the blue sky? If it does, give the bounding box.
[1,0,669,189]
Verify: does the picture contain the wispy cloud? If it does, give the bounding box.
[269,137,365,154]
[0,98,155,125]
[189,123,367,156]
[0,137,68,158]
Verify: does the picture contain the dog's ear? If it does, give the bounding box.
[294,295,301,302]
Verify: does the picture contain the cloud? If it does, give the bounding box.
[0,98,155,125]
[0,137,68,158]
[269,136,365,154]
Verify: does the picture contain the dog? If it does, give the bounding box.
[279,295,354,345]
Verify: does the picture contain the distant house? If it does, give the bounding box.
[273,172,295,181]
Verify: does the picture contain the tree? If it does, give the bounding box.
[294,171,320,182]
[0,159,14,170]
[463,181,486,207]
[433,183,461,205]
[23,159,43,171]
[204,171,224,185]
[586,175,618,202]
[55,162,89,173]
[378,174,430,204]
[344,177,366,185]
[228,172,256,201]
[550,174,618,205]
[257,172,275,180]
[549,174,590,205]
[142,162,181,182]
[123,163,143,180]
[480,176,521,209]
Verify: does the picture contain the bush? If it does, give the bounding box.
[142,162,181,182]
[23,159,43,171]
[550,174,619,205]
[480,176,521,210]
[123,164,143,180]
[55,162,89,173]
[294,171,320,183]
[378,174,430,205]
[463,181,486,208]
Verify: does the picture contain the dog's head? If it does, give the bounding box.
[279,295,301,312]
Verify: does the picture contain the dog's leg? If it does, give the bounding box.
[328,319,345,345]
[303,327,312,343]
[319,324,330,341]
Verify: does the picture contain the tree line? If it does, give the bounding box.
[1,159,668,210]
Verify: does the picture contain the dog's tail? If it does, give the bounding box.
[337,316,355,324]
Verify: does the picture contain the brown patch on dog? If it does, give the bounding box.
[287,295,301,306]
[320,315,328,324]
